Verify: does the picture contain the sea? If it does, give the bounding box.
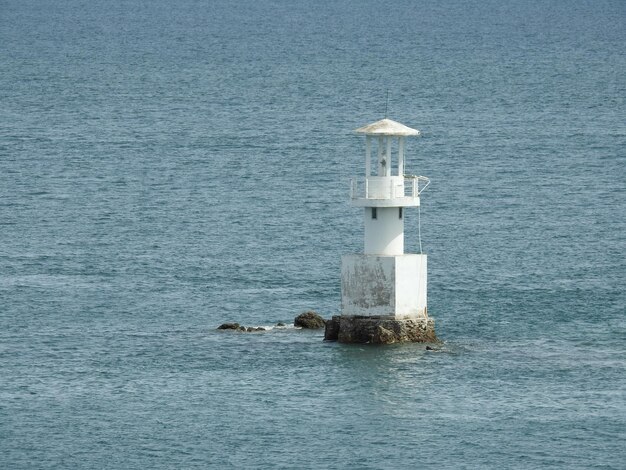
[1,0,624,468]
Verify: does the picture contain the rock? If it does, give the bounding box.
[294,311,326,329]
[218,323,266,332]
[374,325,396,344]
[324,317,340,341]
[276,322,286,327]
[426,346,434,351]
[324,315,438,344]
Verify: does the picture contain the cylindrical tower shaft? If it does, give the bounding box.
[364,207,404,255]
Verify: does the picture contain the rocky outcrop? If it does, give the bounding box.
[324,316,437,344]
[294,311,326,329]
[217,323,264,332]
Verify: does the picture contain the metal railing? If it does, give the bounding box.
[350,175,430,200]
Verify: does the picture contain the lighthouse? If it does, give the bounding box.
[325,118,437,344]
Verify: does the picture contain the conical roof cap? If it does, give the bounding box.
[354,118,420,136]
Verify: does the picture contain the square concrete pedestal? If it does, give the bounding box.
[341,254,427,319]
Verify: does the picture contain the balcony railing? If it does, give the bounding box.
[350,175,430,200]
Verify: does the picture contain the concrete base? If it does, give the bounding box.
[324,315,437,344]
[341,254,427,318]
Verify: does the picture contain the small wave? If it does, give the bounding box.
[254,324,300,331]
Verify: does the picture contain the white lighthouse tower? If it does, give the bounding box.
[325,118,436,343]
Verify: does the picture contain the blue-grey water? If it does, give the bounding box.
[1,0,625,468]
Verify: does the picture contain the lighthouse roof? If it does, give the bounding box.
[354,118,420,136]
